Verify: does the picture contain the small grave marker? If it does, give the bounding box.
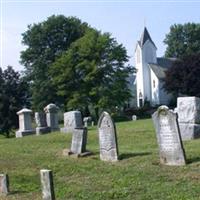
[40,169,55,200]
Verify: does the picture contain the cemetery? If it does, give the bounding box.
[1,3,200,200]
[0,108,200,199]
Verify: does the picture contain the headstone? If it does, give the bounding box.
[177,97,200,140]
[98,111,119,162]
[0,174,9,196]
[35,112,50,135]
[60,111,83,133]
[15,108,35,138]
[91,121,94,126]
[174,107,178,113]
[152,105,186,166]
[71,128,87,154]
[63,127,91,157]
[132,115,137,121]
[44,104,59,132]
[40,169,55,200]
[83,116,92,127]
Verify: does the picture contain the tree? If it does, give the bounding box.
[163,54,200,97]
[164,23,200,58]
[20,15,90,110]
[50,29,134,118]
[0,66,29,137]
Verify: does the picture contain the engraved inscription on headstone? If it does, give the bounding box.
[98,112,118,162]
[152,105,186,166]
[71,128,87,154]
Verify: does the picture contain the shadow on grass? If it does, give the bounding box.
[119,152,151,160]
[9,190,28,195]
[187,156,200,164]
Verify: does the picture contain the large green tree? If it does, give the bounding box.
[0,66,29,137]
[20,15,90,110]
[163,54,200,97]
[164,23,200,58]
[50,29,134,118]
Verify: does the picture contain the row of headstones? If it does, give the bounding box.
[16,105,118,162]
[152,96,200,166]
[15,104,94,138]
[0,170,55,200]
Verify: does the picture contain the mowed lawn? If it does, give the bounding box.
[0,119,200,200]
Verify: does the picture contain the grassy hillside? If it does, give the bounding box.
[0,119,199,200]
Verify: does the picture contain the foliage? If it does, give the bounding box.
[163,53,200,97]
[20,15,90,110]
[50,29,134,118]
[0,66,29,137]
[164,23,200,58]
[0,119,200,199]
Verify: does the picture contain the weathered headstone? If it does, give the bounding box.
[98,111,119,162]
[177,97,200,140]
[63,128,91,157]
[15,108,35,138]
[40,169,55,200]
[44,104,59,132]
[71,128,87,154]
[60,111,83,133]
[83,116,92,127]
[132,115,137,121]
[35,112,50,135]
[91,121,94,126]
[152,105,186,166]
[0,174,9,196]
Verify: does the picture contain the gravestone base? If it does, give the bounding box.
[100,150,118,162]
[15,130,35,138]
[62,149,92,158]
[160,149,186,166]
[36,127,50,135]
[60,127,73,134]
[179,123,200,140]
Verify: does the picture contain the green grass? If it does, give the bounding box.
[0,119,200,200]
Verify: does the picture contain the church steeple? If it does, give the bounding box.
[139,27,156,48]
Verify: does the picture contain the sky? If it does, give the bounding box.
[1,0,200,72]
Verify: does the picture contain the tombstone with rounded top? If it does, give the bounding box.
[15,108,35,138]
[44,104,59,131]
[132,115,137,121]
[98,111,119,162]
[152,105,186,166]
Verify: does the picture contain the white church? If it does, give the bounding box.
[134,27,174,107]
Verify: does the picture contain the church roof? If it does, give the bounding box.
[149,57,176,79]
[148,63,167,79]
[139,27,157,48]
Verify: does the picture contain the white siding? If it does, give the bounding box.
[150,69,159,105]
